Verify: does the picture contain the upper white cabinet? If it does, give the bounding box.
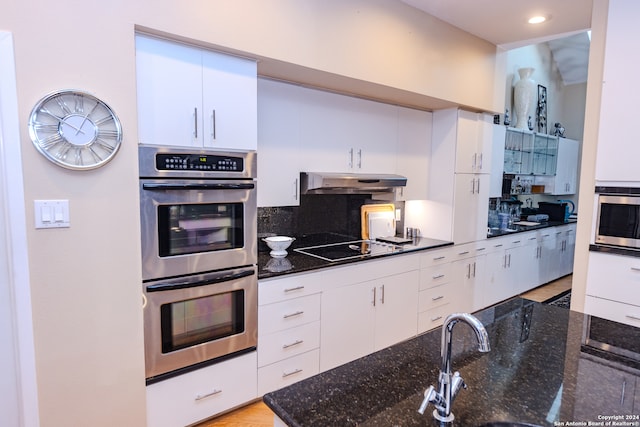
[550,138,579,195]
[257,79,431,207]
[396,106,432,201]
[429,108,495,244]
[136,34,257,150]
[594,1,640,183]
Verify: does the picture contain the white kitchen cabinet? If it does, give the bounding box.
[256,78,303,206]
[550,138,579,195]
[595,1,640,183]
[525,230,556,290]
[136,34,257,150]
[297,87,398,174]
[257,275,322,395]
[396,106,432,201]
[503,128,535,175]
[146,352,256,427]
[484,235,527,307]
[452,174,490,244]
[531,133,558,176]
[554,224,576,277]
[586,251,640,326]
[320,269,419,371]
[418,246,454,332]
[429,108,494,244]
[449,241,488,313]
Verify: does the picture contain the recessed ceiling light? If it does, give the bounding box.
[528,15,548,24]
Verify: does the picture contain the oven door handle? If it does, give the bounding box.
[145,269,255,292]
[142,183,255,191]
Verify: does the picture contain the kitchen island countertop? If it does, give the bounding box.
[263,298,640,426]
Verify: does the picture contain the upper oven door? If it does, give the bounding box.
[140,178,257,281]
[596,194,640,248]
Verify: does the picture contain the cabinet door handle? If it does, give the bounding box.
[472,261,476,277]
[282,368,303,378]
[476,247,486,251]
[294,178,299,201]
[476,178,481,193]
[472,153,477,170]
[621,380,627,406]
[508,253,511,268]
[380,284,385,304]
[282,339,304,349]
[357,149,362,169]
[466,263,471,279]
[284,285,304,293]
[372,287,376,307]
[494,244,503,248]
[458,251,469,255]
[432,295,445,301]
[513,240,521,244]
[478,153,483,170]
[211,109,216,140]
[432,274,445,279]
[431,315,443,322]
[349,148,354,169]
[283,310,304,319]
[631,267,640,272]
[193,107,198,138]
[625,314,640,321]
[433,256,446,261]
[195,389,222,401]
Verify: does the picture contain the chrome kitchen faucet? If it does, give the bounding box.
[418,313,491,422]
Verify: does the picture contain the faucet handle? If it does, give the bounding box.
[451,371,467,398]
[418,385,437,415]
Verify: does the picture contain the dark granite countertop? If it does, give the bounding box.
[258,235,453,280]
[264,298,640,426]
[488,219,577,239]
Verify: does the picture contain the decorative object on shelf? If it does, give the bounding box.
[504,109,510,126]
[513,67,536,129]
[528,116,534,131]
[28,89,123,170]
[537,84,548,134]
[553,122,566,137]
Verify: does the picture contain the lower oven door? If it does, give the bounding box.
[143,266,257,382]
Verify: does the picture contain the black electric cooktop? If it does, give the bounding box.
[294,239,401,262]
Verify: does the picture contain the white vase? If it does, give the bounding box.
[513,67,536,129]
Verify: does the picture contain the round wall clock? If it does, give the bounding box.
[28,89,123,170]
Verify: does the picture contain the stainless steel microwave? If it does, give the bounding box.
[595,193,640,249]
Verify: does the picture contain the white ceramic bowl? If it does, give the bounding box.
[262,236,295,258]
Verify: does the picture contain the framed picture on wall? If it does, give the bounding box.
[537,84,547,134]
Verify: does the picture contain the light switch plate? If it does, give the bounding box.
[34,200,70,228]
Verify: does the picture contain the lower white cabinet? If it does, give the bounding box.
[586,251,640,326]
[320,269,419,371]
[146,352,257,427]
[484,236,527,307]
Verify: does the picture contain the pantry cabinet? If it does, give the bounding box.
[429,108,496,244]
[396,106,433,201]
[594,2,640,182]
[136,34,257,150]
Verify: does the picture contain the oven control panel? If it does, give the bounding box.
[155,153,244,172]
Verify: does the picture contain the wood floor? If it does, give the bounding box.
[194,275,572,426]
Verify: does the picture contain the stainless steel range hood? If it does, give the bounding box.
[300,172,407,195]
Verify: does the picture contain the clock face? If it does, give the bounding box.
[28,90,123,170]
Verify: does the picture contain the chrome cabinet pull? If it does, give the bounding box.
[476,177,481,193]
[282,339,303,349]
[357,149,362,169]
[284,285,304,293]
[282,368,303,378]
[372,287,376,306]
[432,295,445,301]
[621,380,627,406]
[432,274,445,279]
[380,284,385,304]
[478,153,483,170]
[283,310,304,319]
[458,251,469,255]
[193,107,198,138]
[625,314,640,321]
[211,109,216,139]
[630,267,640,272]
[349,148,354,169]
[433,256,446,261]
[431,315,443,322]
[195,389,222,401]
[508,253,511,268]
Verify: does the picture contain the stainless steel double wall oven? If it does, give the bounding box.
[139,145,257,383]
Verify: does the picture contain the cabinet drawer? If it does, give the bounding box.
[418,303,451,333]
[419,263,452,290]
[258,321,320,367]
[259,294,321,335]
[418,283,452,312]
[587,252,640,306]
[584,296,640,328]
[419,247,452,268]
[259,275,320,306]
[258,349,320,396]
[146,352,257,427]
